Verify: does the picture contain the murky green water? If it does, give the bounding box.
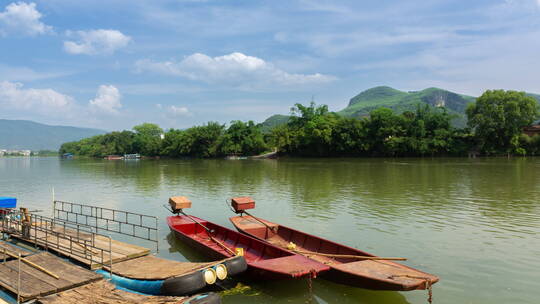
[1,157,539,303]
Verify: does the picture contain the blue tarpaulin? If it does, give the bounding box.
[0,197,16,208]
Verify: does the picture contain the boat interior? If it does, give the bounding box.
[169,215,294,262]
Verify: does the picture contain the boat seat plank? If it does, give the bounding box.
[251,255,328,276]
[332,260,438,286]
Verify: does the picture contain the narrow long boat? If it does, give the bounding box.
[228,198,439,291]
[167,215,329,280]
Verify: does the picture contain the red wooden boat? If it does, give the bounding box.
[227,198,439,291]
[167,215,329,280]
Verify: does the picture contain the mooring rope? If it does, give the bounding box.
[388,274,433,303]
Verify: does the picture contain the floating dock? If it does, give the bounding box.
[0,201,228,303]
[0,250,101,302]
[7,224,150,270]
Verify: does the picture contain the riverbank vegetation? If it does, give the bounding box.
[60,90,540,158]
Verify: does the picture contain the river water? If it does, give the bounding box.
[0,157,539,304]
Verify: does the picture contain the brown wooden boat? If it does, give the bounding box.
[167,215,329,280]
[230,214,439,291]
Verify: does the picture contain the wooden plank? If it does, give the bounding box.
[0,262,57,299]
[0,252,102,301]
[0,241,32,260]
[23,252,101,285]
[8,225,150,269]
[36,280,188,304]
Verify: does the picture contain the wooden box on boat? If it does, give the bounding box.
[231,197,255,212]
[169,196,192,211]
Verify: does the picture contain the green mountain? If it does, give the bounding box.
[0,119,105,151]
[260,87,540,131]
[339,86,475,119]
[259,114,290,133]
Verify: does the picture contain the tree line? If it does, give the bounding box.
[60,90,540,158]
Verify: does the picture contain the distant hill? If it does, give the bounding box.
[0,119,105,151]
[260,87,540,131]
[339,86,475,122]
[259,114,290,133]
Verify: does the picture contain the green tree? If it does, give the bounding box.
[466,90,538,155]
[133,123,163,156]
[216,121,267,156]
[161,122,224,158]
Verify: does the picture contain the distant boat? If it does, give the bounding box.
[124,153,141,160]
[61,153,73,159]
[105,155,123,160]
[225,154,247,160]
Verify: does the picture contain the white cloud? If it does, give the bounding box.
[0,65,71,82]
[168,105,190,116]
[63,29,131,55]
[89,85,122,114]
[0,81,73,114]
[135,52,335,88]
[0,2,52,36]
[537,0,540,7]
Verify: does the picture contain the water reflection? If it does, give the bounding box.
[0,157,538,303]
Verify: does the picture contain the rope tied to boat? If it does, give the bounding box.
[388,274,433,303]
[306,269,316,304]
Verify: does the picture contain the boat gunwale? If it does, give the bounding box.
[166,215,329,278]
[229,215,439,289]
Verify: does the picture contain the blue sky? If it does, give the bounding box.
[1,0,539,130]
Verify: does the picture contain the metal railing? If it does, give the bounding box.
[0,208,113,272]
[53,200,159,252]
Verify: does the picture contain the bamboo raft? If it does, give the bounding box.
[36,280,200,304]
[106,254,237,280]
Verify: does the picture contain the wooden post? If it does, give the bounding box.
[17,253,21,304]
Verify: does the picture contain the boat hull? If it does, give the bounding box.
[230,216,438,291]
[167,215,328,280]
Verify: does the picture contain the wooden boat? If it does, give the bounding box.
[229,206,439,291]
[167,215,329,280]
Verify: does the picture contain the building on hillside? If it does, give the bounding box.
[523,124,540,137]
